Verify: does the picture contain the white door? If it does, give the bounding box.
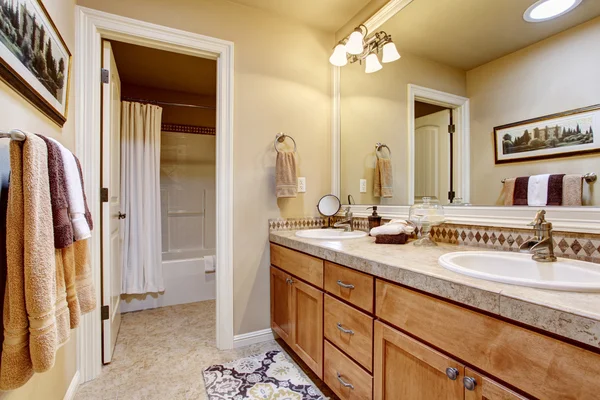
[101,41,122,364]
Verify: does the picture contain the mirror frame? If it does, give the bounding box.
[331,0,600,234]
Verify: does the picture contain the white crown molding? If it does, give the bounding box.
[233,328,275,349]
[75,6,235,383]
[363,0,414,33]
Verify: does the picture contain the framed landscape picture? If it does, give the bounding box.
[0,0,71,126]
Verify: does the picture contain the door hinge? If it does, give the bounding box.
[448,124,456,134]
[101,187,109,203]
[101,68,109,84]
[101,305,110,321]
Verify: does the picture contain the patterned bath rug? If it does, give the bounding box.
[203,350,326,400]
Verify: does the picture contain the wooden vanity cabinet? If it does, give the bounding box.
[270,267,292,343]
[463,369,528,400]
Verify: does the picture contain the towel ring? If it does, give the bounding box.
[375,142,391,159]
[274,132,297,153]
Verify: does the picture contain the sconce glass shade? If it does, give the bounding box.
[365,53,382,73]
[329,44,348,66]
[346,30,364,55]
[382,41,401,63]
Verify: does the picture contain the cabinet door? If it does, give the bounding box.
[464,368,529,400]
[374,321,464,400]
[291,277,324,378]
[270,266,292,344]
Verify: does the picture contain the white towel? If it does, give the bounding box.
[49,138,91,240]
[204,255,216,273]
[370,220,415,237]
[527,174,550,207]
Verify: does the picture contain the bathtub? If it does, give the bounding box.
[120,250,216,313]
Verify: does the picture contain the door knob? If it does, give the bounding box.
[445,367,459,381]
[118,212,127,219]
[463,376,477,391]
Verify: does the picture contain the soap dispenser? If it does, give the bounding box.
[367,206,382,232]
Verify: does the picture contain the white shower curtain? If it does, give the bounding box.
[121,101,165,294]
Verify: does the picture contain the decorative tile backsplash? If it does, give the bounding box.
[269,217,600,263]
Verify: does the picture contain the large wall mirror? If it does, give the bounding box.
[339,0,600,208]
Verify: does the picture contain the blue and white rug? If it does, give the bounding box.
[203,350,325,400]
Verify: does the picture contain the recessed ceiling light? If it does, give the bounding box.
[524,0,582,22]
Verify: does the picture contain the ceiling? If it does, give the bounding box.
[110,41,217,96]
[382,0,600,70]
[227,0,371,31]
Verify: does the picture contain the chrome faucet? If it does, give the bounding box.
[519,210,557,262]
[334,206,353,232]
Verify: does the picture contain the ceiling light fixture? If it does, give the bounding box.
[328,24,401,73]
[523,0,582,22]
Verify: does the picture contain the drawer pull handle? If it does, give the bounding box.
[337,280,355,289]
[463,377,477,391]
[337,323,354,335]
[336,372,354,390]
[445,367,459,381]
[286,278,294,285]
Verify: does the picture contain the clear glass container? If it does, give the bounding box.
[408,197,445,246]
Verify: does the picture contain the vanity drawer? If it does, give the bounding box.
[270,244,323,288]
[324,340,373,400]
[324,294,373,371]
[375,279,600,400]
[324,261,374,313]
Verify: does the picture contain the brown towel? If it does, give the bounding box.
[374,158,393,198]
[547,174,565,206]
[1,141,34,390]
[74,239,96,314]
[37,135,73,248]
[60,246,80,329]
[74,156,93,230]
[563,174,583,206]
[53,250,71,349]
[275,152,297,198]
[501,178,516,206]
[513,176,529,205]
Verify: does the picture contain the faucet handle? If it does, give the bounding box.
[528,210,546,226]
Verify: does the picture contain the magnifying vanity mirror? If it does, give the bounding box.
[338,0,600,209]
[317,194,342,217]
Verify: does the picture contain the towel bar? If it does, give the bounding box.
[375,142,391,158]
[501,173,596,184]
[0,129,26,141]
[274,132,297,153]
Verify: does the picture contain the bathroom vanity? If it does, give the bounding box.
[269,231,600,400]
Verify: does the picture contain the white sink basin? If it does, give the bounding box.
[439,251,600,292]
[295,229,367,240]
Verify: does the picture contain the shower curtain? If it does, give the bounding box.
[121,101,165,294]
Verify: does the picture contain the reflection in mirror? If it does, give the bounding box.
[340,0,600,207]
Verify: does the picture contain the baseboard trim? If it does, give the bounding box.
[233,328,274,349]
[63,370,81,400]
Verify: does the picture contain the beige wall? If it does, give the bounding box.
[468,16,600,206]
[0,0,78,399]
[340,51,466,205]
[77,0,333,334]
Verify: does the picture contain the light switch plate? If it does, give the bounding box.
[360,179,367,193]
[298,177,306,193]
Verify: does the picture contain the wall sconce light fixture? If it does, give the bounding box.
[329,24,401,73]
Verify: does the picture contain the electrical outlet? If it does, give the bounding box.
[298,177,306,193]
[360,179,367,193]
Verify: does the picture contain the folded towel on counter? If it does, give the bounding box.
[370,220,415,237]
[374,158,393,198]
[563,174,583,206]
[501,178,516,206]
[275,151,297,198]
[49,138,91,240]
[513,176,529,205]
[527,174,550,206]
[547,174,565,206]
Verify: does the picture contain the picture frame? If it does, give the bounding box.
[493,104,600,165]
[0,0,71,126]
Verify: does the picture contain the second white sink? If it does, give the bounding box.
[439,251,600,292]
[295,229,367,240]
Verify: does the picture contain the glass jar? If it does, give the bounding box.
[408,197,445,246]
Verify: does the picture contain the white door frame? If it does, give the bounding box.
[75,6,234,382]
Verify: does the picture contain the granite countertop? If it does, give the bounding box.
[269,230,600,349]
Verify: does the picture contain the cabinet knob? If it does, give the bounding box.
[445,367,459,381]
[336,372,354,390]
[463,377,477,391]
[286,278,294,285]
[337,322,354,335]
[336,280,355,289]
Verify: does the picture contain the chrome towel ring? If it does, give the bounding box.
[274,132,297,153]
[375,142,391,159]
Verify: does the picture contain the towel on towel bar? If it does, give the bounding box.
[547,174,565,206]
[275,152,297,198]
[501,178,516,206]
[527,174,551,206]
[513,177,529,205]
[563,174,583,206]
[374,158,393,198]
[0,142,11,372]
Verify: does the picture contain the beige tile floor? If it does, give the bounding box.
[74,300,283,400]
